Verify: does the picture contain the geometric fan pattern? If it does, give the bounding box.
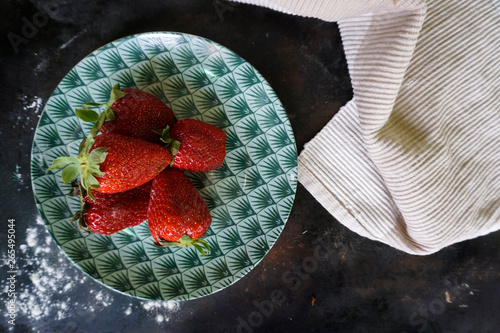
[30,32,298,301]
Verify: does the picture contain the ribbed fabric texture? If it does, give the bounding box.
[236,0,500,254]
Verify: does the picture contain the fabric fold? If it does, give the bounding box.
[236,0,500,254]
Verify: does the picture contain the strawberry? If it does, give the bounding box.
[90,133,171,194]
[102,87,175,142]
[160,119,226,172]
[75,83,175,142]
[148,168,212,255]
[48,133,171,199]
[78,181,152,235]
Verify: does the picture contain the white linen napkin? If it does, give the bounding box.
[235,0,500,254]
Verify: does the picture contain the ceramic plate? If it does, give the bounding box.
[30,32,298,301]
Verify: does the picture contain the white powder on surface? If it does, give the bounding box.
[124,305,133,316]
[1,219,181,331]
[26,228,38,248]
[143,300,180,312]
[1,224,83,326]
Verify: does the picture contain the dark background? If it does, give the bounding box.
[1,0,499,332]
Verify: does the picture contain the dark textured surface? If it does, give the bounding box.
[1,1,499,332]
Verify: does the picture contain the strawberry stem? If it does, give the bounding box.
[65,179,81,197]
[156,125,181,165]
[157,125,172,144]
[154,235,211,256]
[70,184,91,234]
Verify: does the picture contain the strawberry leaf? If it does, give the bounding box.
[194,238,210,255]
[158,126,172,144]
[75,108,100,122]
[73,83,124,136]
[47,156,79,171]
[109,83,126,103]
[86,188,96,201]
[82,102,102,108]
[87,174,100,188]
[81,171,99,201]
[105,108,115,121]
[154,235,211,256]
[170,140,181,156]
[88,147,108,164]
[89,165,105,177]
[79,135,95,157]
[61,164,80,183]
[192,243,206,256]
[90,113,107,136]
[81,173,90,190]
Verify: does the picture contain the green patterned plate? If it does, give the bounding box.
[30,32,298,301]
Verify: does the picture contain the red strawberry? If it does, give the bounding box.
[160,119,226,172]
[102,88,175,142]
[75,84,175,142]
[148,168,212,254]
[48,133,171,199]
[90,133,171,194]
[81,181,152,235]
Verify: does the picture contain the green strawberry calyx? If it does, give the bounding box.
[70,197,92,234]
[155,126,181,165]
[46,133,108,201]
[65,180,92,233]
[75,83,126,136]
[154,235,211,256]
